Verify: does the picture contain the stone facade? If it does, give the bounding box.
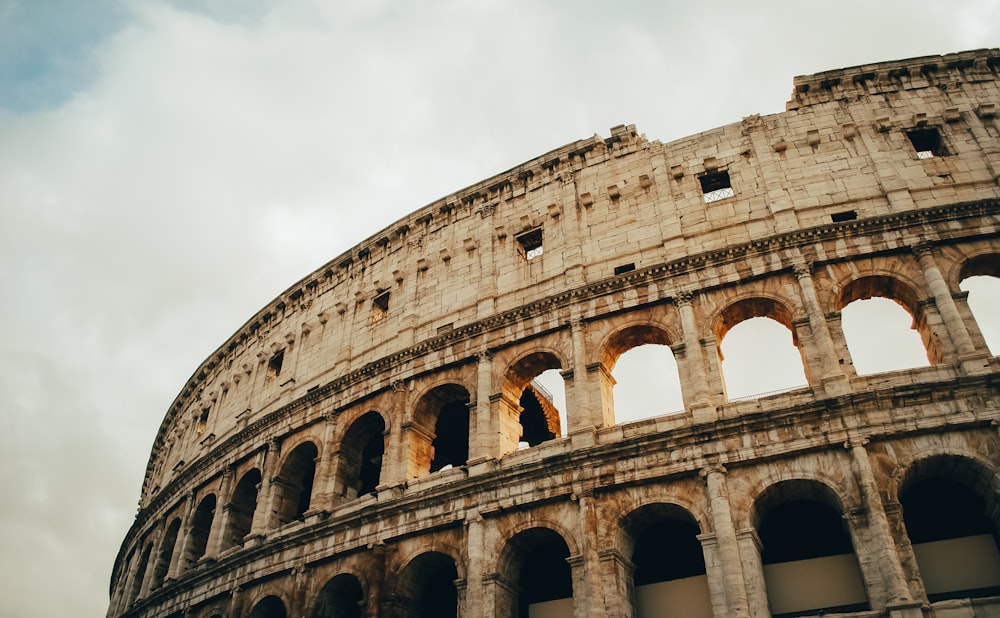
[109,49,1000,618]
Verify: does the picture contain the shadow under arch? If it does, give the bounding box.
[391,550,460,618]
[248,594,287,618]
[334,411,386,501]
[495,526,575,618]
[619,503,712,618]
[752,479,869,617]
[271,440,320,527]
[310,572,365,618]
[221,468,261,551]
[410,383,471,477]
[897,454,1000,602]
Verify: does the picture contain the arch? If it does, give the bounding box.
[713,296,808,400]
[958,253,1000,356]
[602,323,684,423]
[311,573,364,618]
[183,494,216,569]
[272,441,319,526]
[752,479,868,617]
[248,595,287,618]
[394,551,460,618]
[898,454,1000,601]
[222,468,261,550]
[496,526,575,618]
[620,503,711,618]
[838,275,934,372]
[151,518,181,588]
[410,383,471,477]
[127,540,153,605]
[336,411,387,500]
[503,350,567,450]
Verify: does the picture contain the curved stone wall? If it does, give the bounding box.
[110,49,1000,618]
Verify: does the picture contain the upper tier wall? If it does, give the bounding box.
[141,48,1000,504]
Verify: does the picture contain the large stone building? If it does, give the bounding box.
[109,49,1000,618]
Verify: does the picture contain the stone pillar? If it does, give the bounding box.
[204,465,235,560]
[736,527,770,618]
[914,243,988,374]
[464,511,486,617]
[577,491,606,618]
[846,440,914,611]
[309,411,340,513]
[247,440,280,541]
[676,291,718,421]
[793,261,850,395]
[468,349,495,465]
[165,492,196,579]
[565,316,606,433]
[380,381,409,485]
[696,533,730,618]
[701,464,751,618]
[567,554,587,618]
[597,549,633,618]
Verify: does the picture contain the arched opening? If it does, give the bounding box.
[604,325,683,423]
[248,595,288,618]
[338,412,386,499]
[127,542,153,604]
[273,441,319,526]
[222,469,261,550]
[184,494,216,569]
[623,504,710,618]
[151,518,181,588]
[959,254,1000,356]
[396,551,459,618]
[500,527,573,618]
[900,457,1000,601]
[410,384,471,477]
[753,480,868,617]
[311,573,364,618]
[715,299,808,401]
[839,276,932,375]
[505,352,566,450]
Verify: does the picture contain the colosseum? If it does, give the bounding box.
[110,48,1000,618]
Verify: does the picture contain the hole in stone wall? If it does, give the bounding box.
[267,350,284,381]
[720,317,807,401]
[699,170,734,203]
[516,228,544,261]
[371,291,390,324]
[960,275,1000,356]
[612,344,683,422]
[831,210,857,222]
[907,127,949,158]
[840,297,930,375]
[614,263,636,276]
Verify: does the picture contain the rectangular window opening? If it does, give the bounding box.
[831,210,857,222]
[516,228,544,260]
[700,170,734,203]
[196,408,210,436]
[907,127,948,158]
[267,350,284,381]
[614,263,636,275]
[370,291,390,324]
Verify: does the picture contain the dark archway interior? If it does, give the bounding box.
[632,518,705,585]
[430,401,469,472]
[311,574,363,618]
[516,531,572,617]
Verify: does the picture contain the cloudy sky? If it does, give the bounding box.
[1,1,999,615]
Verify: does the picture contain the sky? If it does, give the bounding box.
[0,1,998,616]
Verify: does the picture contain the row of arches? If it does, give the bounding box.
[179,452,1000,618]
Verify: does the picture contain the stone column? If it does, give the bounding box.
[247,440,280,541]
[701,464,751,618]
[165,492,196,579]
[309,411,340,513]
[464,511,486,617]
[696,533,730,618]
[566,316,607,434]
[847,440,914,610]
[468,349,495,465]
[567,554,587,618]
[597,549,633,618]
[793,262,850,395]
[913,243,987,374]
[204,465,235,560]
[676,291,717,422]
[379,381,409,485]
[736,527,769,618]
[577,491,606,618]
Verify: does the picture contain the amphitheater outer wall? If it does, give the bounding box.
[111,49,1000,618]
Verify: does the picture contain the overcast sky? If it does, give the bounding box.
[1,1,999,616]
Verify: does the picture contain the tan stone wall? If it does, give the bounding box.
[111,49,1000,618]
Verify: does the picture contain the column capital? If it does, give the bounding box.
[675,288,696,306]
[792,260,814,279]
[911,240,934,260]
[475,347,492,363]
[391,379,407,392]
[700,463,727,477]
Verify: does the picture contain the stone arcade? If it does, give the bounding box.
[110,49,1000,618]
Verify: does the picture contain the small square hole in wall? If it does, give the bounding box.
[700,170,734,203]
[196,408,210,436]
[370,291,390,324]
[906,127,949,159]
[831,210,857,222]
[516,228,544,260]
[267,350,284,381]
[614,263,635,275]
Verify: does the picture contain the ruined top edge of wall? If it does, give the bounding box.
[787,48,1000,111]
